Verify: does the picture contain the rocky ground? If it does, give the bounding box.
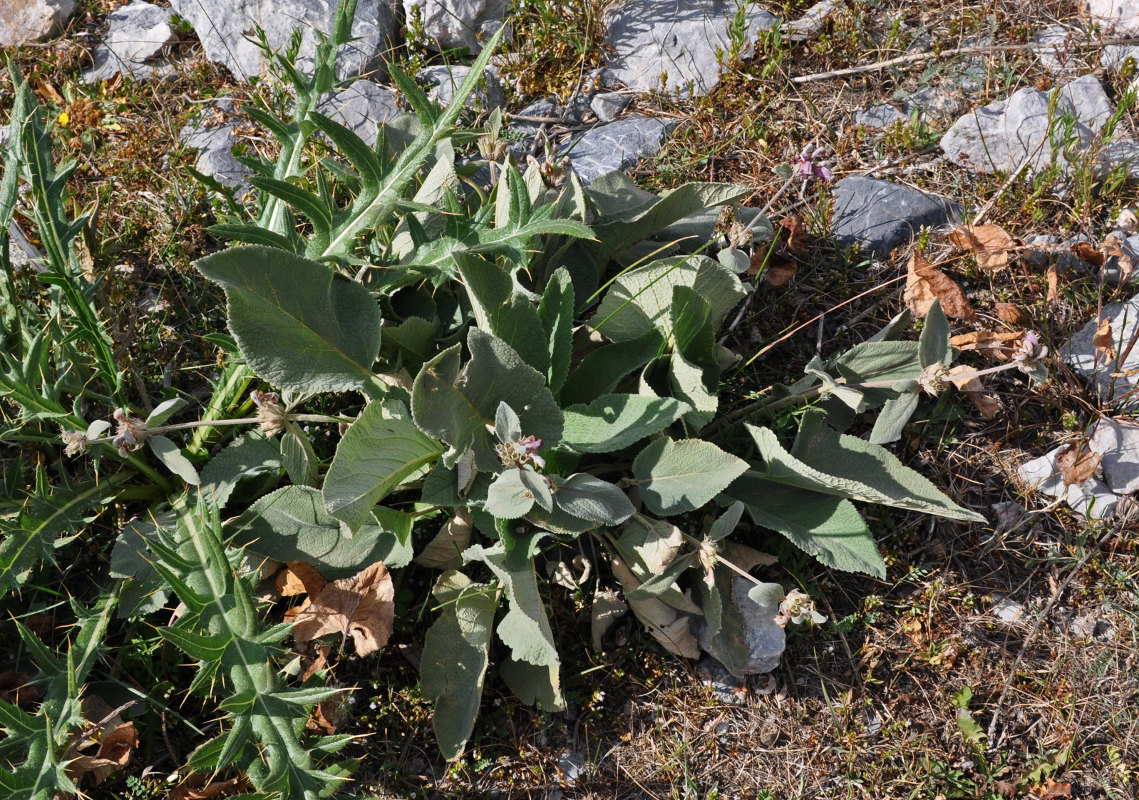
[4,0,1139,798]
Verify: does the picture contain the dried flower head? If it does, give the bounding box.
[251,390,288,438]
[111,409,149,457]
[697,537,719,588]
[60,428,88,457]
[775,589,827,627]
[919,362,950,395]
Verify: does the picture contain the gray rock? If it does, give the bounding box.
[854,103,910,129]
[591,91,633,123]
[179,99,252,190]
[1066,477,1118,519]
[906,86,967,119]
[0,0,75,47]
[557,114,671,185]
[1101,43,1139,73]
[83,1,176,83]
[316,80,401,147]
[1091,418,1139,495]
[729,576,785,675]
[1018,446,1068,498]
[1032,24,1087,74]
[555,750,585,786]
[941,76,1111,174]
[417,65,504,111]
[603,0,777,96]
[1061,294,1139,403]
[992,597,1025,624]
[830,176,961,257]
[1097,139,1139,183]
[1087,0,1139,33]
[169,0,394,82]
[696,657,748,705]
[403,0,506,53]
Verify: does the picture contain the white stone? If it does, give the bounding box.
[1101,44,1139,73]
[603,0,777,96]
[556,114,671,185]
[1091,418,1139,495]
[0,0,75,47]
[1065,477,1118,519]
[417,65,504,110]
[941,76,1112,175]
[590,91,632,123]
[1017,446,1068,498]
[179,99,252,190]
[992,597,1024,624]
[1061,294,1139,403]
[169,0,395,82]
[403,0,506,53]
[1087,0,1139,34]
[1032,25,1089,74]
[316,80,401,147]
[83,1,176,83]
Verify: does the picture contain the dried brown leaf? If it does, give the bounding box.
[66,722,138,785]
[170,775,249,800]
[993,302,1025,325]
[949,224,1016,271]
[947,366,1000,418]
[1038,779,1073,799]
[721,541,778,573]
[752,215,807,286]
[292,561,394,656]
[903,250,976,320]
[949,330,1023,361]
[1104,236,1134,284]
[1071,240,1104,267]
[610,557,700,659]
[780,214,809,255]
[1094,318,1117,361]
[276,561,327,598]
[1046,266,1059,304]
[1057,443,1101,486]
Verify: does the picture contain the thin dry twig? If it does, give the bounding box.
[790,37,1139,84]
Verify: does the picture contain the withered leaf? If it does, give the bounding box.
[65,722,138,785]
[1093,318,1117,361]
[949,224,1016,272]
[276,561,327,598]
[292,561,394,656]
[170,775,250,800]
[950,330,1024,361]
[904,250,976,320]
[720,541,778,573]
[752,215,808,286]
[948,366,1000,418]
[1057,443,1101,486]
[1038,779,1073,799]
[993,302,1025,325]
[1046,266,1059,304]
[610,557,700,659]
[1071,240,1104,267]
[1103,236,1134,284]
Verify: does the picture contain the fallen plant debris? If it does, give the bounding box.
[949,223,1018,272]
[290,561,396,657]
[904,249,976,320]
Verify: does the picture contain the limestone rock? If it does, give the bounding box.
[1066,478,1118,520]
[417,65,505,111]
[83,1,176,83]
[590,91,633,123]
[1017,446,1068,498]
[316,80,402,147]
[854,103,910,130]
[169,0,395,82]
[0,0,75,47]
[830,177,961,257]
[1061,294,1139,403]
[179,99,252,191]
[1087,0,1139,33]
[941,75,1112,175]
[403,0,507,53]
[1091,418,1139,495]
[556,114,671,185]
[603,0,777,96]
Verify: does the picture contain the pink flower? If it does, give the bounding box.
[793,144,834,182]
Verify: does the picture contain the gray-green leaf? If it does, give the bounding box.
[195,245,382,394]
[632,437,747,516]
[561,394,689,453]
[322,401,443,531]
[421,571,498,760]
